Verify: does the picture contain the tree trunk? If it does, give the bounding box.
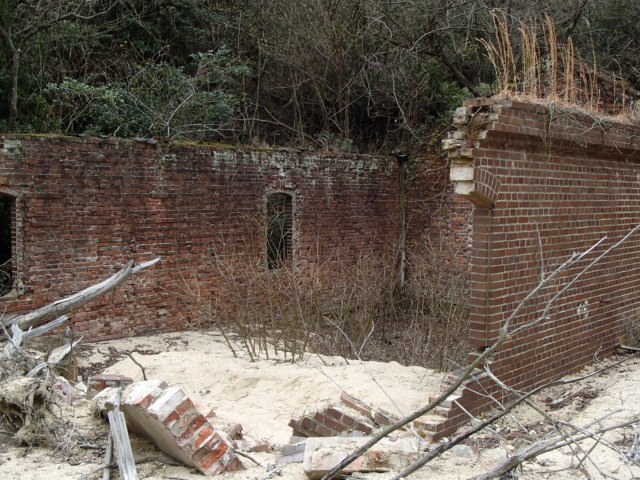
[8,48,20,132]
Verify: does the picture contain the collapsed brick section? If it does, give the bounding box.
[289,392,437,442]
[434,98,640,439]
[95,380,243,475]
[288,399,374,438]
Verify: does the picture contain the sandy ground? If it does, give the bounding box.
[1,331,639,480]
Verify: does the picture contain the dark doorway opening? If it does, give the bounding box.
[266,193,293,269]
[0,194,14,295]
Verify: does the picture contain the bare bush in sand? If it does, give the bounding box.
[180,232,469,369]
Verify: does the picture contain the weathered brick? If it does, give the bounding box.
[339,392,372,417]
[0,134,414,342]
[87,374,133,398]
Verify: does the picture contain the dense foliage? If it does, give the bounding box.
[1,0,638,152]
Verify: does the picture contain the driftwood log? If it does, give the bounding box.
[2,258,160,332]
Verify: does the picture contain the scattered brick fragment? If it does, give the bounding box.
[87,374,133,399]
[289,405,374,438]
[339,391,372,417]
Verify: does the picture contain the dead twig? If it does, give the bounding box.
[125,352,147,381]
[257,464,286,480]
[473,418,639,480]
[387,355,633,480]
[78,457,183,480]
[232,449,263,467]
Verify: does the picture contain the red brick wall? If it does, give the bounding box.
[406,150,473,274]
[0,135,401,340]
[438,98,640,436]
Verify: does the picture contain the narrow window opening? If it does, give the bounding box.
[266,193,293,269]
[0,194,15,296]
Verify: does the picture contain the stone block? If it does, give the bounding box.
[281,441,306,456]
[302,436,427,479]
[277,452,305,465]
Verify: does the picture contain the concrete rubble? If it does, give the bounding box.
[302,436,427,479]
[86,379,509,478]
[94,379,244,476]
[280,391,439,478]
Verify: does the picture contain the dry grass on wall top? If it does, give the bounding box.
[177,236,470,371]
[480,11,639,123]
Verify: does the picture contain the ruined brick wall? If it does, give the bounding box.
[406,149,473,275]
[432,98,640,438]
[0,135,400,340]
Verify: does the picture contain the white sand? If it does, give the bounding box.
[97,331,444,445]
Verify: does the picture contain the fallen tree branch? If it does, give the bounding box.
[483,364,636,475]
[1,315,70,361]
[26,337,83,377]
[22,315,70,340]
[2,258,160,331]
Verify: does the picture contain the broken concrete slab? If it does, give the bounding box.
[302,436,427,479]
[94,380,244,476]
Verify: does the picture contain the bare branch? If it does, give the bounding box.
[473,418,639,480]
[387,354,638,480]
